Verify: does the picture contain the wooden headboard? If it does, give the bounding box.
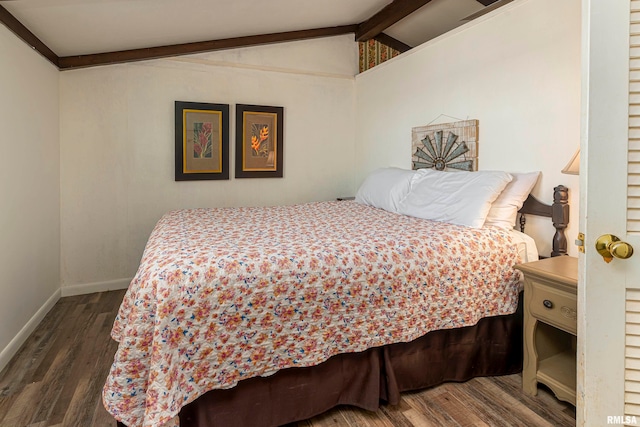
[518,185,569,257]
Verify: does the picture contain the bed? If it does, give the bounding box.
[106,168,569,427]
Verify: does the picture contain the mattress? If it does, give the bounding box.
[509,229,539,263]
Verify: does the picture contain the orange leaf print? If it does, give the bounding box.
[259,125,269,142]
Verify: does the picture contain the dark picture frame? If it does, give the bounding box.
[235,104,284,178]
[175,101,229,181]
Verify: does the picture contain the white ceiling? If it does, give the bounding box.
[387,0,485,47]
[0,0,487,57]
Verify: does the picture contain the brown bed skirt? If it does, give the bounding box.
[116,302,522,427]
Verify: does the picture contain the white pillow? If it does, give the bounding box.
[398,169,513,228]
[484,171,541,230]
[355,167,417,212]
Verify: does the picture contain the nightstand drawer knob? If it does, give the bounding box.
[543,299,554,309]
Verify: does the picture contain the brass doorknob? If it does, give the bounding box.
[595,234,634,263]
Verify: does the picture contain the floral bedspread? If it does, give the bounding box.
[103,201,523,427]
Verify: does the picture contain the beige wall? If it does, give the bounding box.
[355,0,581,257]
[0,25,60,368]
[59,35,358,292]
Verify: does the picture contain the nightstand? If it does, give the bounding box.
[515,256,578,406]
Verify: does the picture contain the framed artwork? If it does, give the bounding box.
[235,104,284,178]
[411,119,478,172]
[175,101,229,181]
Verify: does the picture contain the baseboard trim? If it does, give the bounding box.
[0,288,61,373]
[61,277,132,297]
[0,278,132,372]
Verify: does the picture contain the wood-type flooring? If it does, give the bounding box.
[0,290,576,427]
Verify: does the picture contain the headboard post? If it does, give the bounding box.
[518,184,570,258]
[551,185,569,256]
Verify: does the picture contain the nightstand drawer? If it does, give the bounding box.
[529,280,577,335]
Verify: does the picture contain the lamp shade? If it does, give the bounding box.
[561,149,580,175]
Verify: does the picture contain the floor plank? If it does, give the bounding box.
[0,290,576,426]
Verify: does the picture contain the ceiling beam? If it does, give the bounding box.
[0,5,59,67]
[58,25,358,69]
[373,33,412,53]
[462,0,514,21]
[355,0,433,42]
[476,0,500,6]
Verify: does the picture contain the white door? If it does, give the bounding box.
[579,1,640,425]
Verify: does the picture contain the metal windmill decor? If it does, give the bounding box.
[411,119,478,172]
